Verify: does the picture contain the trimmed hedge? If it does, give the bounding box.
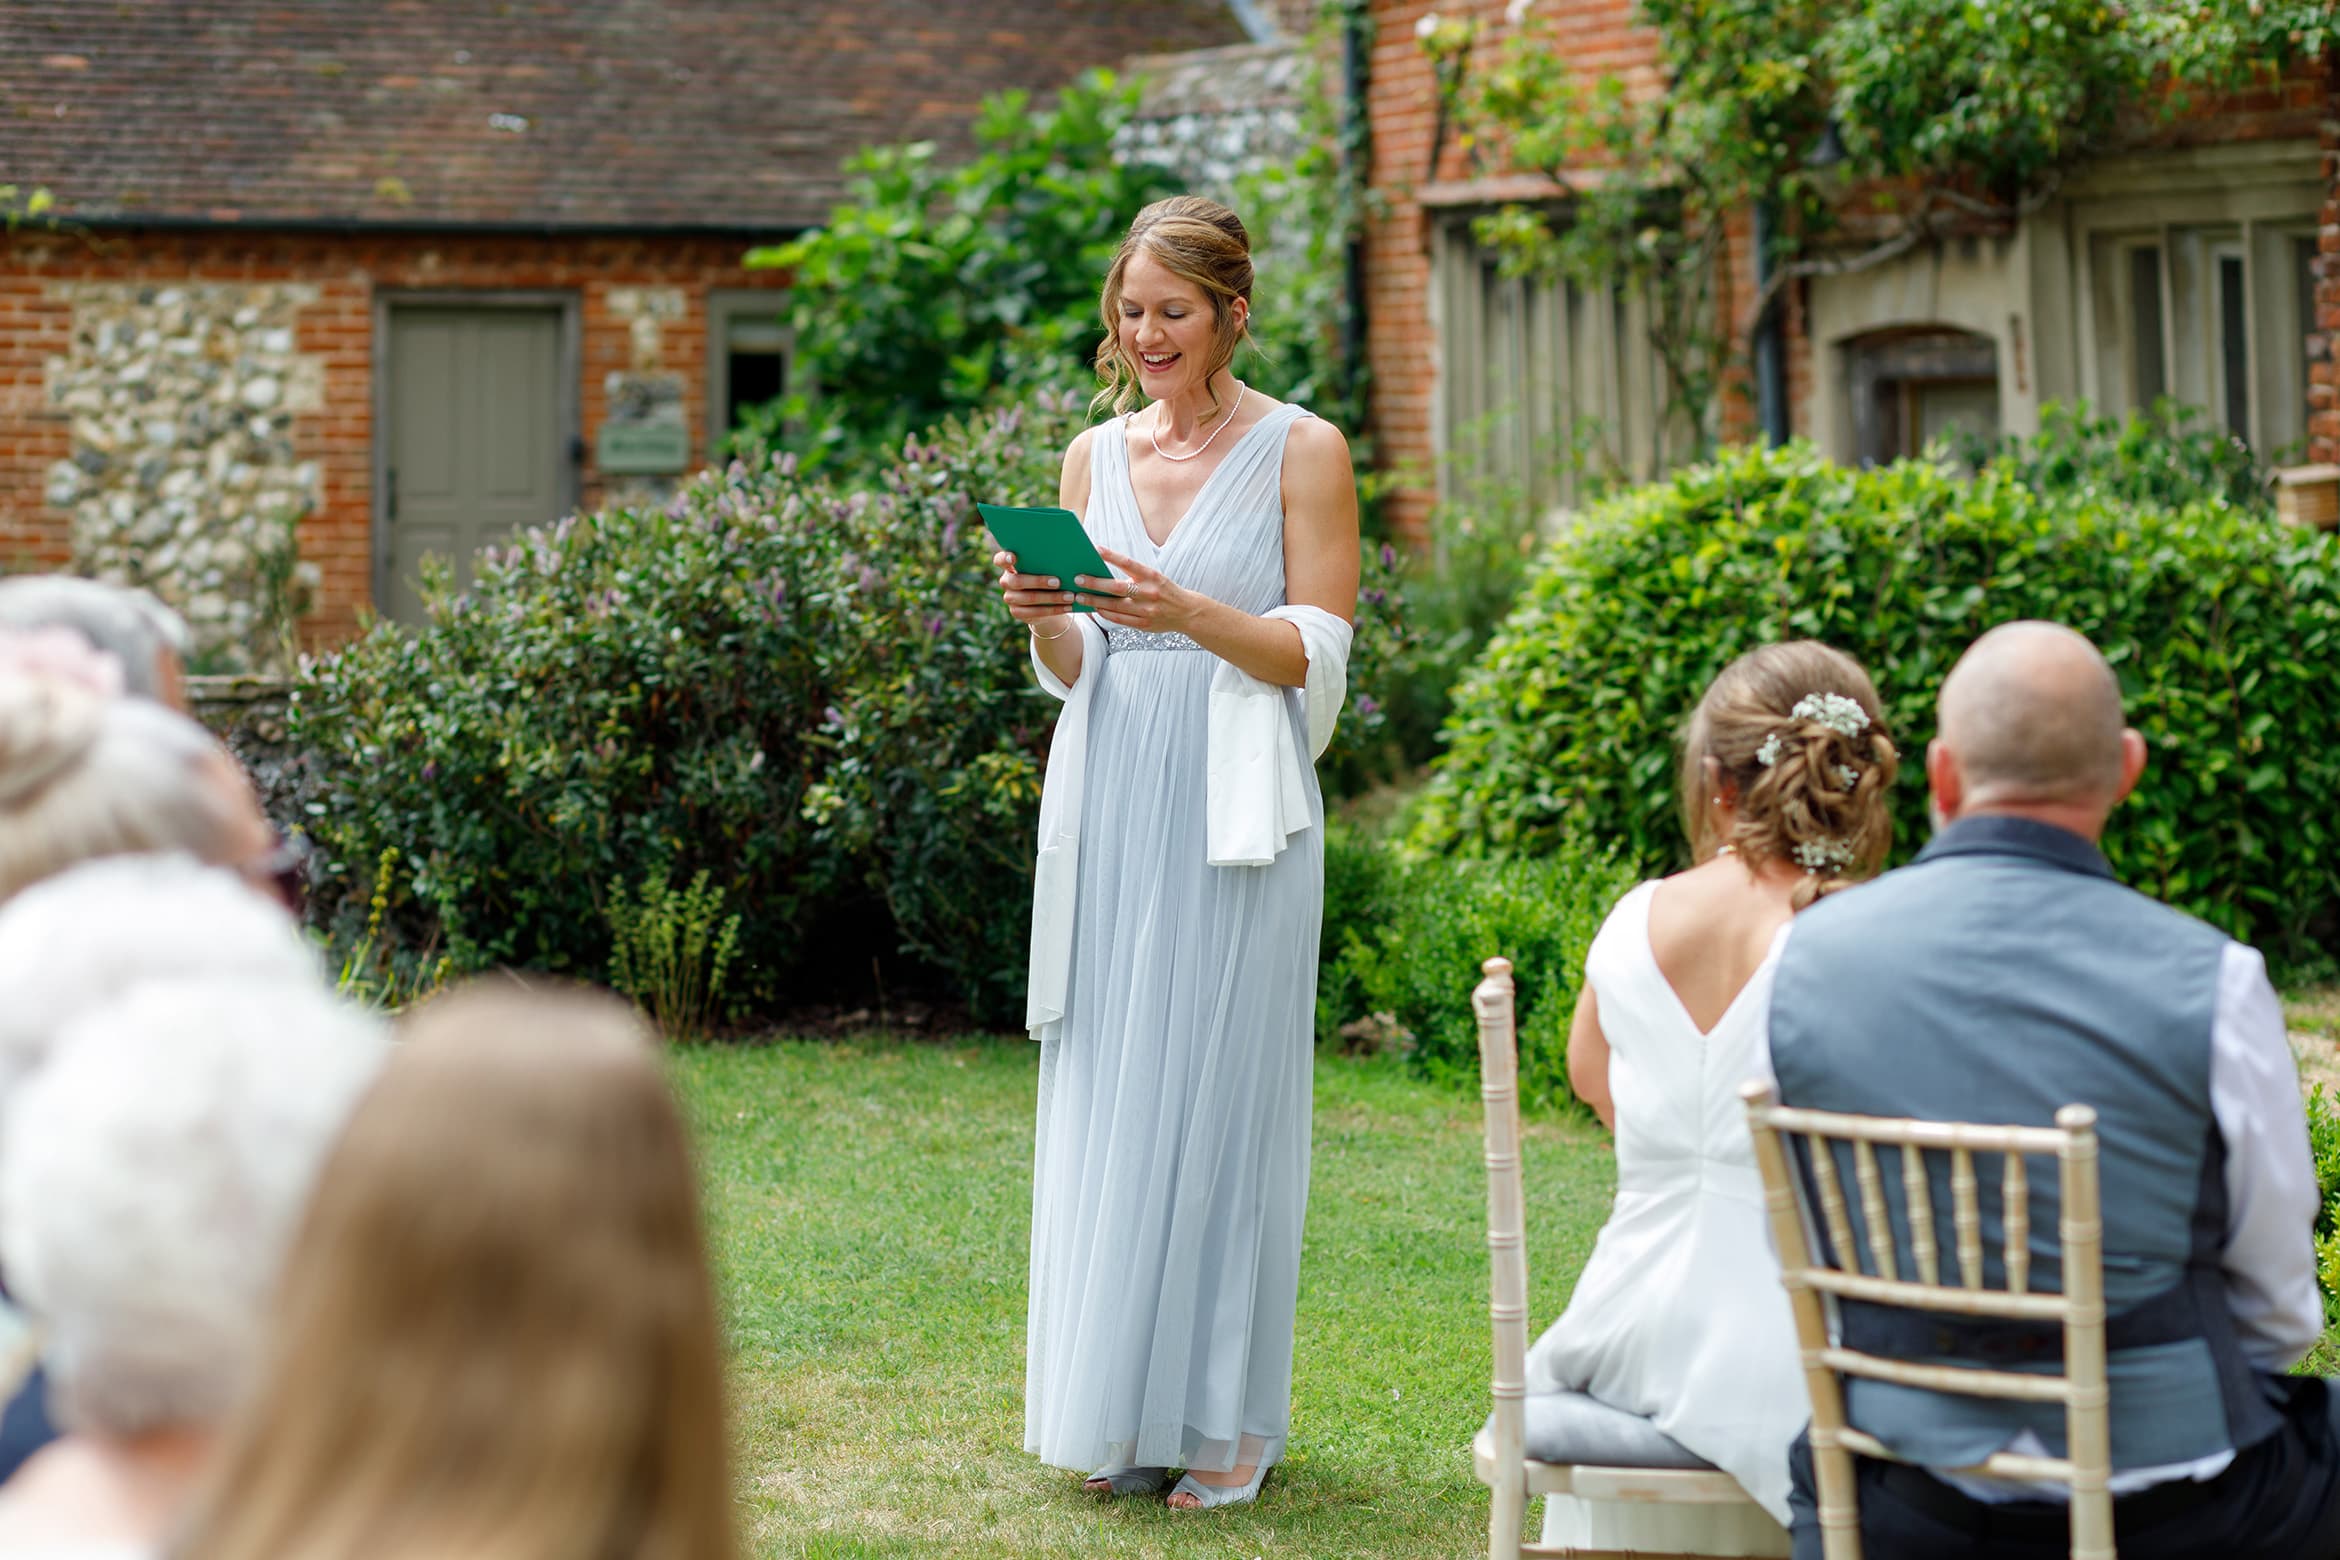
[1319,824,1634,1114]
[1407,440,2340,962]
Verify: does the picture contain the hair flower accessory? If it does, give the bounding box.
[1835,763,1860,790]
[1793,837,1856,873]
[1792,692,1870,740]
[1755,733,1784,768]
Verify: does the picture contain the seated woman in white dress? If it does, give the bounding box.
[1527,641,1900,1551]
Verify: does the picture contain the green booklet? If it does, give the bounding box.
[977,503,1116,614]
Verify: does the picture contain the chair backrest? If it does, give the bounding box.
[1740,1082,2114,1560]
[1474,958,1533,1479]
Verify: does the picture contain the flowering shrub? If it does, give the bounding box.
[293,464,843,1002]
[1409,439,2340,963]
[802,397,1088,1022]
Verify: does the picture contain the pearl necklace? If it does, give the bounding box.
[1149,381,1247,464]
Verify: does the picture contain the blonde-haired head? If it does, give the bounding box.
[174,979,738,1560]
[1677,640,1900,908]
[1092,195,1256,420]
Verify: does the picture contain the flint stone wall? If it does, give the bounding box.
[1122,40,1310,194]
[44,283,322,673]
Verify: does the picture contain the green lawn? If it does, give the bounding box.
[673,1036,1617,1560]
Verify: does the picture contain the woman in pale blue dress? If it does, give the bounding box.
[992,196,1359,1511]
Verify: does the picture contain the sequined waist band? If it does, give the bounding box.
[1102,626,1210,653]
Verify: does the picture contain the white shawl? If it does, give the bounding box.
[1023,606,1352,1037]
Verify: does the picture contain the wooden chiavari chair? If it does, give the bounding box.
[1742,1081,2114,1560]
[1471,956,1786,1560]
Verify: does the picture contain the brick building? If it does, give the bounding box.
[1359,0,2340,538]
[0,0,1246,661]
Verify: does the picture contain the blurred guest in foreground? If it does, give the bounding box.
[0,856,318,1101]
[0,857,329,1489]
[0,577,191,711]
[176,982,738,1560]
[0,667,283,909]
[0,980,384,1553]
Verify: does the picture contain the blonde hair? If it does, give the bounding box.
[1677,641,1900,908]
[175,981,738,1560]
[0,674,254,905]
[1091,195,1255,420]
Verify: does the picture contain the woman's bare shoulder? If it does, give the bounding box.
[1057,423,1101,509]
[1283,413,1353,475]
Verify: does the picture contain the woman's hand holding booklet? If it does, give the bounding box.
[980,504,1117,614]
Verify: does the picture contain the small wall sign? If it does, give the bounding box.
[597,421,691,474]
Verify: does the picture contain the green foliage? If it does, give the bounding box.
[1408,439,2340,962]
[328,846,450,1013]
[0,184,54,230]
[1226,0,1373,442]
[295,400,1091,1023]
[800,397,1088,1023]
[2305,1083,2340,1370]
[742,73,1174,471]
[742,46,1368,477]
[1319,827,1635,1111]
[294,470,839,1001]
[299,384,1434,1024]
[1441,1,2338,434]
[1956,402,2274,514]
[607,866,743,1039]
[1372,493,1546,781]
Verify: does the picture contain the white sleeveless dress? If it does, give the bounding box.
[1526,881,1804,1549]
[1023,403,1322,1477]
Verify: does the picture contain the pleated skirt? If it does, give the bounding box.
[1023,644,1321,1475]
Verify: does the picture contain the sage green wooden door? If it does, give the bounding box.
[382,305,566,624]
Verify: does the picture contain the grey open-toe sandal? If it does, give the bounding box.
[1166,1461,1270,1510]
[1082,1465,1171,1497]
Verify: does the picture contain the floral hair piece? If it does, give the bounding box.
[1793,837,1855,873]
[1754,693,1871,773]
[1792,692,1870,739]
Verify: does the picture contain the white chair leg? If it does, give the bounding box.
[1489,1468,1524,1560]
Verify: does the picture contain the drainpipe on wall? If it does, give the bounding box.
[1752,198,1789,447]
[1339,3,1371,423]
[1225,0,1280,42]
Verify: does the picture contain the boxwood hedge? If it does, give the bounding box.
[1406,440,2340,963]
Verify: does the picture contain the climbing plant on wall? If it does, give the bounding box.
[1424,0,2340,448]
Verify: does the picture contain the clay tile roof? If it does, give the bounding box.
[0,0,1244,233]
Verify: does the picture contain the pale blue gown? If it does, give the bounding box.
[1024,401,1322,1477]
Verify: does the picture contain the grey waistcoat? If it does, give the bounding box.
[1768,815,2284,1472]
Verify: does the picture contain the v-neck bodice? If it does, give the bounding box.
[1593,880,1783,1186]
[1086,402,1311,617]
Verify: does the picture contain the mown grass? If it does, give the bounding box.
[672,1035,1617,1560]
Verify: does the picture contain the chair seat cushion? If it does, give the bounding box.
[1488,1390,1717,1470]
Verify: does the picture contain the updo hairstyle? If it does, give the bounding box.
[1677,640,1899,907]
[1092,195,1255,420]
[0,673,254,905]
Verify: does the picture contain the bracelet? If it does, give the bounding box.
[1031,620,1069,642]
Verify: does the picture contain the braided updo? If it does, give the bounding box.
[1677,641,1899,908]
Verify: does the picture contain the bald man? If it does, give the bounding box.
[1758,622,2334,1559]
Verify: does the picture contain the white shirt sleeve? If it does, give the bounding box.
[2209,940,2324,1369]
